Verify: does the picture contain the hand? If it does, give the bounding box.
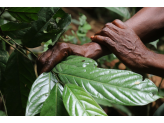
[37,42,110,75]
[91,19,151,72]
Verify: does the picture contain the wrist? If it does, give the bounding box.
[82,42,111,59]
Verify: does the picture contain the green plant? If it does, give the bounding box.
[0,7,163,116]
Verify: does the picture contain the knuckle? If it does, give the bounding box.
[56,42,69,50]
[102,27,109,34]
[113,19,121,24]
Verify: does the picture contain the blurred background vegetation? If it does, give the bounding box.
[1,7,164,116]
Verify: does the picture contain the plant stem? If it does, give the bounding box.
[0,36,31,61]
[9,37,38,58]
[0,90,7,116]
[0,7,6,17]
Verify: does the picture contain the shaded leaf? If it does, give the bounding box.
[1,22,31,39]
[63,84,107,116]
[154,103,164,116]
[5,50,36,116]
[51,8,71,45]
[0,110,6,116]
[25,72,57,116]
[105,7,130,19]
[8,7,41,22]
[0,49,9,93]
[40,83,68,116]
[54,55,161,106]
[112,104,132,116]
[22,7,60,48]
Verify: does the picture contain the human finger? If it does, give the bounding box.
[112,19,127,29]
[91,35,116,48]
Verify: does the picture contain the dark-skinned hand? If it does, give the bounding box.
[91,19,151,73]
[37,42,110,75]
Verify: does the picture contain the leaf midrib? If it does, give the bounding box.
[65,84,89,116]
[59,72,156,94]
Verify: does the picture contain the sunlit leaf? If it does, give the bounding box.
[40,83,68,116]
[63,84,107,116]
[54,55,161,106]
[25,72,57,116]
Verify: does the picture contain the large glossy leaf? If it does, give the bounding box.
[5,50,36,116]
[25,72,57,116]
[63,84,107,116]
[8,7,41,22]
[1,22,31,39]
[53,55,97,73]
[54,56,161,106]
[0,110,6,116]
[40,83,68,116]
[105,7,130,19]
[154,103,164,116]
[22,7,60,48]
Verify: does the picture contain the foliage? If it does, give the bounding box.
[63,14,91,45]
[0,7,163,116]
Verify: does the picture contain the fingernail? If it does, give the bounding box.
[91,36,94,39]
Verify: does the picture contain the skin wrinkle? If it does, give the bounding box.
[37,7,164,78]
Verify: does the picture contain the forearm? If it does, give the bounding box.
[143,50,164,77]
[125,7,164,43]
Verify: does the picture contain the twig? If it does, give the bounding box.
[0,90,7,116]
[9,37,38,58]
[0,7,6,17]
[0,36,31,61]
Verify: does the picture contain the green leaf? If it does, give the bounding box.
[5,50,36,116]
[149,39,159,49]
[0,110,6,116]
[51,9,71,45]
[105,7,130,19]
[63,84,107,116]
[25,72,57,116]
[8,7,41,22]
[53,55,97,73]
[0,49,9,93]
[22,7,60,48]
[43,40,52,52]
[1,22,31,39]
[54,55,161,106]
[154,103,164,116]
[112,104,132,116]
[40,83,68,116]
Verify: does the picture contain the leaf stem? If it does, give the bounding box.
[0,7,6,17]
[51,71,65,86]
[0,36,31,61]
[0,90,8,116]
